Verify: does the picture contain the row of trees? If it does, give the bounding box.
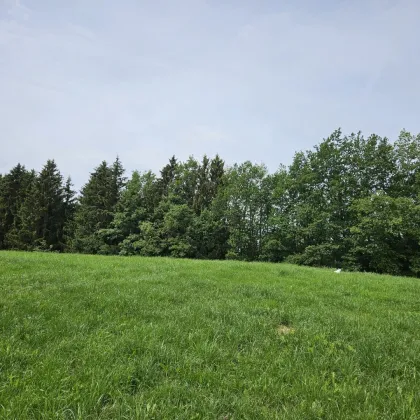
[1,129,420,276]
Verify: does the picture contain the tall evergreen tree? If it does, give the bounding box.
[193,155,210,214]
[158,155,178,198]
[71,159,124,254]
[0,164,32,248]
[100,170,146,254]
[4,161,70,251]
[111,156,126,202]
[209,154,225,201]
[36,160,68,250]
[4,170,39,250]
[62,176,77,249]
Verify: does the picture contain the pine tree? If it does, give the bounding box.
[193,155,210,214]
[111,156,126,203]
[209,154,225,200]
[102,170,145,250]
[36,160,68,250]
[71,159,125,254]
[0,164,33,249]
[62,176,77,250]
[158,155,178,198]
[5,170,39,250]
[3,161,69,251]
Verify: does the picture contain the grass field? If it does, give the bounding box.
[0,252,419,419]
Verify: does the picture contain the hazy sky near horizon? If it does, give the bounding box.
[1,0,419,188]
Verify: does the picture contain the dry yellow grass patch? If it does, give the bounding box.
[276,324,295,335]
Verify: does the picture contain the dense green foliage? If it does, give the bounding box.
[2,129,420,276]
[1,252,419,418]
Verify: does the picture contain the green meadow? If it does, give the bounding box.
[0,251,419,419]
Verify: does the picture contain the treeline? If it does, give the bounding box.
[1,129,420,277]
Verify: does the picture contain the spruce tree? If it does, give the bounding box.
[158,156,178,198]
[0,164,33,249]
[3,161,69,251]
[209,154,225,200]
[36,160,68,250]
[72,159,125,254]
[5,170,39,250]
[62,176,77,250]
[193,155,210,214]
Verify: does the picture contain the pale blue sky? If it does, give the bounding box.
[1,0,419,188]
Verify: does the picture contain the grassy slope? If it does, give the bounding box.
[0,252,419,419]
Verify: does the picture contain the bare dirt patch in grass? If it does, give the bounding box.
[276,324,295,335]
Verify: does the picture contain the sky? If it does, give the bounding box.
[1,0,419,189]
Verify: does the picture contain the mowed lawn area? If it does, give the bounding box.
[0,252,419,419]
